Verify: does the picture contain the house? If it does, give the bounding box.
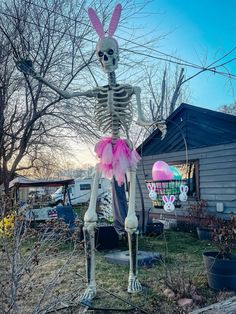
[136,103,236,220]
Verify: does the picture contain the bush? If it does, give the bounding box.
[0,213,15,237]
[212,216,236,258]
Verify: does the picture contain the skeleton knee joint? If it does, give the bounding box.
[125,214,138,233]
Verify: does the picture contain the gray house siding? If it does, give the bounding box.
[136,142,236,218]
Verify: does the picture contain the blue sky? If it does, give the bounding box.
[141,0,236,110]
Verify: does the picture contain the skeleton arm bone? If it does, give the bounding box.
[133,86,167,140]
[35,75,97,98]
[15,59,96,99]
[32,74,96,99]
[133,86,153,127]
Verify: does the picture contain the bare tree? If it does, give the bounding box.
[55,163,95,179]
[0,0,105,192]
[218,103,236,115]
[0,0,165,192]
[20,148,67,179]
[0,0,189,195]
[146,66,185,119]
[128,64,188,146]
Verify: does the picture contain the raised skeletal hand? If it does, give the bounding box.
[136,118,167,140]
[15,59,38,77]
[156,120,167,140]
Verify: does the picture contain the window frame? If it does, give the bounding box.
[169,159,200,200]
[80,183,91,191]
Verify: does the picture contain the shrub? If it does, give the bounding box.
[212,216,236,258]
[0,214,15,237]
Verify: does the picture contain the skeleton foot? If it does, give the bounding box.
[128,275,142,293]
[80,285,96,306]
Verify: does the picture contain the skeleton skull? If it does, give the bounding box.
[96,37,119,73]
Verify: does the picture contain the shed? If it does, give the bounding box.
[136,103,236,219]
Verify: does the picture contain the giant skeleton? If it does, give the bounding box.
[16,4,166,304]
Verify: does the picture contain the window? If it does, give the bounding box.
[80,184,91,191]
[68,186,74,195]
[170,160,199,198]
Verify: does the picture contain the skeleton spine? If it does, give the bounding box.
[108,72,119,142]
[108,71,116,87]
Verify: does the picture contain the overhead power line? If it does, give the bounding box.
[23,0,235,71]
[21,0,236,79]
[0,4,236,83]
[22,0,201,68]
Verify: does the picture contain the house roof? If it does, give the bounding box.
[137,103,236,156]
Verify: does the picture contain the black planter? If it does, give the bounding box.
[203,251,236,291]
[80,225,119,250]
[197,227,213,241]
[145,221,164,236]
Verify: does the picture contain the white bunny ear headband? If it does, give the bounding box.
[88,4,122,39]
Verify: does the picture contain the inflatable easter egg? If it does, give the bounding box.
[169,165,182,180]
[152,161,173,181]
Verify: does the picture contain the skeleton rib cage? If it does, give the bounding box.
[94,84,133,137]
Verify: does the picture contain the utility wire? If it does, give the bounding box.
[126,48,236,80]
[22,0,202,69]
[22,0,236,82]
[182,51,236,85]
[0,7,232,79]
[23,0,236,73]
[0,6,236,81]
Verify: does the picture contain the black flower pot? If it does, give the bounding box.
[145,221,164,236]
[80,225,119,250]
[197,227,213,241]
[203,251,236,291]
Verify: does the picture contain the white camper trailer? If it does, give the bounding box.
[51,177,111,205]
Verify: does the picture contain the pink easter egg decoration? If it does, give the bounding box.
[152,160,173,181]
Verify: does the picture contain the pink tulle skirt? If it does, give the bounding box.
[95,137,141,186]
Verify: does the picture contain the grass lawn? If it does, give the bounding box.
[1,229,235,313]
[91,230,235,313]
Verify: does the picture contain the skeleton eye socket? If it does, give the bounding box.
[107,49,114,55]
[98,51,104,57]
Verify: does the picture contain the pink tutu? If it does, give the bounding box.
[95,137,141,186]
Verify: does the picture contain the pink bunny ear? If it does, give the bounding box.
[184,186,189,193]
[169,195,175,203]
[162,195,168,203]
[108,4,122,37]
[147,183,151,191]
[88,7,105,38]
[151,183,156,191]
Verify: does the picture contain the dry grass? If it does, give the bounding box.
[1,229,236,314]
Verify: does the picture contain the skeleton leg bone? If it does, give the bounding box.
[125,166,142,293]
[80,167,101,304]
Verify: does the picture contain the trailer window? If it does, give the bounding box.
[80,184,91,191]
